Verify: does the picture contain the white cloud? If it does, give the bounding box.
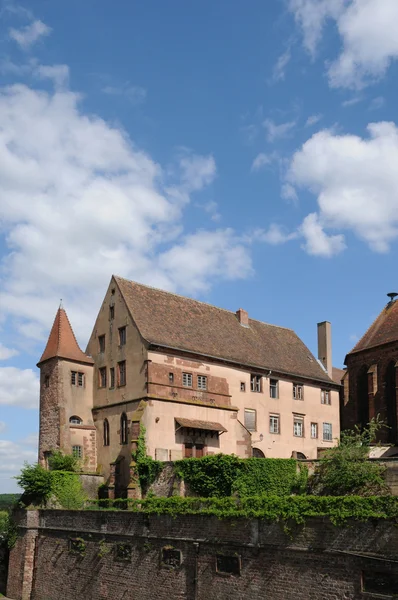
[281,183,298,203]
[35,64,69,88]
[20,432,39,447]
[9,19,51,49]
[369,96,385,110]
[263,119,296,142]
[102,83,146,104]
[251,152,275,172]
[0,367,39,408]
[299,213,346,257]
[0,343,19,360]
[197,200,221,222]
[291,0,398,89]
[0,80,253,349]
[255,224,298,245]
[0,439,37,493]
[305,114,322,127]
[342,96,363,107]
[271,48,291,82]
[287,122,398,254]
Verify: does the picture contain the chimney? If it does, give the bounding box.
[317,321,332,376]
[236,308,249,327]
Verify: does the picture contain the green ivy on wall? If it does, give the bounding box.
[132,425,163,492]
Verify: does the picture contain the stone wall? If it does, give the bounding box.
[7,509,398,600]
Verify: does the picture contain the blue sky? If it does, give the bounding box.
[1,0,398,491]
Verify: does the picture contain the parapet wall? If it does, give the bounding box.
[7,509,398,600]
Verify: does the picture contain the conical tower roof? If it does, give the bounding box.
[38,307,94,366]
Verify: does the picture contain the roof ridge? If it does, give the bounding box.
[113,275,293,332]
[348,303,389,354]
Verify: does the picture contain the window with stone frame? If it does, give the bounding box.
[269,379,279,399]
[293,383,304,400]
[269,414,280,434]
[182,372,192,387]
[197,375,207,390]
[244,408,257,432]
[240,381,246,392]
[110,367,115,388]
[250,374,261,392]
[69,416,82,425]
[118,326,126,346]
[72,445,82,459]
[99,367,107,388]
[120,412,128,445]
[98,335,105,353]
[311,422,318,439]
[103,419,110,446]
[323,422,333,441]
[293,415,304,437]
[321,389,331,405]
[71,371,84,387]
[118,361,126,386]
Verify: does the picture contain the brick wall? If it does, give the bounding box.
[7,509,398,600]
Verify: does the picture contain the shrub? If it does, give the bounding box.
[16,463,53,506]
[48,451,78,472]
[175,454,243,497]
[52,472,87,509]
[309,417,388,496]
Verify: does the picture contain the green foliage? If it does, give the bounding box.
[175,454,307,498]
[310,418,388,496]
[16,463,87,509]
[86,494,398,526]
[51,472,87,509]
[0,494,20,511]
[16,463,53,506]
[48,451,78,472]
[0,511,18,549]
[132,425,163,492]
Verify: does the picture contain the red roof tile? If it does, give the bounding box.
[348,300,398,355]
[115,276,333,384]
[38,308,94,366]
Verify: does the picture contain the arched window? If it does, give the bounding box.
[69,416,82,425]
[103,419,110,447]
[252,448,265,458]
[120,413,128,445]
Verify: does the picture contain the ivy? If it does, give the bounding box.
[174,455,307,498]
[132,425,162,493]
[86,494,398,526]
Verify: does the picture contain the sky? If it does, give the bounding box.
[1,0,398,492]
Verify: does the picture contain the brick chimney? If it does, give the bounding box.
[236,308,249,327]
[317,321,332,375]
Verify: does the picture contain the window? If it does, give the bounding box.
[118,326,126,346]
[269,414,280,434]
[99,367,107,388]
[118,361,126,386]
[293,415,304,437]
[110,367,115,388]
[161,547,182,568]
[78,372,84,387]
[72,445,82,459]
[293,383,304,400]
[311,422,318,439]
[120,413,128,445]
[103,419,110,446]
[321,389,331,405]
[44,375,50,388]
[71,371,84,386]
[270,379,279,399]
[109,305,115,320]
[240,382,246,392]
[216,554,241,576]
[98,335,105,353]
[362,570,398,595]
[69,416,82,425]
[182,372,192,387]
[169,372,174,383]
[115,543,131,562]
[197,375,207,390]
[244,408,256,432]
[69,538,86,556]
[323,422,333,441]
[71,371,76,386]
[250,374,261,392]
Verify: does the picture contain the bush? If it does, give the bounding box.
[175,454,243,497]
[52,472,87,509]
[48,451,78,472]
[309,418,388,496]
[16,463,87,509]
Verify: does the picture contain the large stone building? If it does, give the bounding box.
[342,294,398,452]
[38,276,341,496]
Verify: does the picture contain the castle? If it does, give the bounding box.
[38,275,341,497]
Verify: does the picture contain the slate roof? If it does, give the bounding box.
[348,299,398,355]
[38,308,94,366]
[115,276,333,384]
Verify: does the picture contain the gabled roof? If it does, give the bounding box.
[38,307,94,366]
[347,299,398,356]
[114,276,333,384]
[332,367,345,385]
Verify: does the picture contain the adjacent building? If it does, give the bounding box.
[38,276,341,496]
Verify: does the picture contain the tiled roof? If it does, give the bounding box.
[115,276,333,384]
[348,300,398,355]
[332,367,345,384]
[175,418,227,432]
[38,308,94,366]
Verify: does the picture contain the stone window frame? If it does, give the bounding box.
[109,305,115,320]
[244,408,257,432]
[293,414,304,437]
[99,367,107,388]
[109,367,115,389]
[323,422,333,441]
[250,374,262,393]
[72,445,83,459]
[98,334,106,353]
[118,360,126,387]
[269,378,279,399]
[118,326,126,346]
[293,383,304,400]
[269,413,280,434]
[103,418,110,446]
[71,370,85,387]
[310,422,318,439]
[120,412,128,445]
[182,372,193,387]
[215,553,241,576]
[169,372,174,383]
[321,389,331,405]
[69,415,82,425]
[197,374,207,390]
